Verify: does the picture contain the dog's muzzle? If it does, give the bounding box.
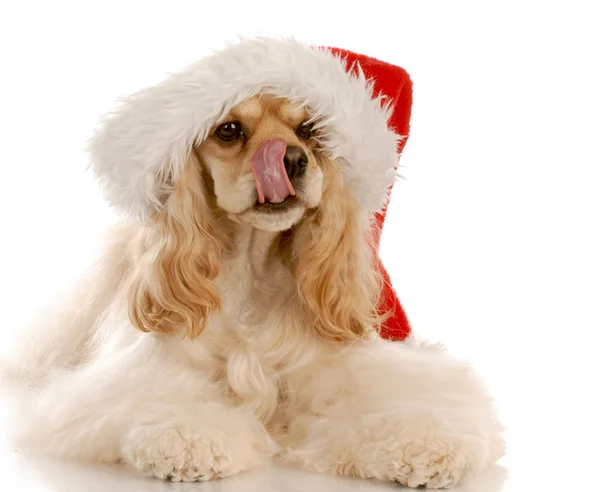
[251,139,308,204]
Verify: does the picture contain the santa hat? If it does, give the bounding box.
[88,36,413,341]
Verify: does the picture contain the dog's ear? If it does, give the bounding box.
[127,152,222,339]
[293,159,387,343]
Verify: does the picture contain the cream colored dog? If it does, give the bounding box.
[0,37,504,489]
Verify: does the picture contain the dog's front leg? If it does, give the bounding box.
[11,333,275,482]
[281,339,505,488]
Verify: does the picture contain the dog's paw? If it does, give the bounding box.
[123,426,233,482]
[122,406,275,482]
[388,438,468,489]
[334,432,471,489]
[283,409,504,489]
[347,412,502,488]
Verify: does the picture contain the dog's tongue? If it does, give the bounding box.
[251,138,296,204]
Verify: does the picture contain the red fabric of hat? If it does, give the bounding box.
[328,47,413,342]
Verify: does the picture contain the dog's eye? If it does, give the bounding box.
[216,122,244,141]
[296,121,313,140]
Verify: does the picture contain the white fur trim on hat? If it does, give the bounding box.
[88,36,403,221]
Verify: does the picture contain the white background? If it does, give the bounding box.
[1,1,599,491]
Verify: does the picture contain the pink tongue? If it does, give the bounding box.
[251,138,296,204]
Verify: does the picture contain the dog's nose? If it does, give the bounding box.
[284,146,308,180]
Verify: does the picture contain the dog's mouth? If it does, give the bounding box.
[254,195,300,213]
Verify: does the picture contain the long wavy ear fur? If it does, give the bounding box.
[294,159,388,343]
[127,153,223,339]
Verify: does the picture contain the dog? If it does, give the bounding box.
[0,38,505,489]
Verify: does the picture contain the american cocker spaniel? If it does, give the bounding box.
[0,37,504,488]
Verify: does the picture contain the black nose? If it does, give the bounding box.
[284,146,308,180]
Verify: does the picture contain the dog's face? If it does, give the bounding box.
[196,95,323,232]
[130,95,383,345]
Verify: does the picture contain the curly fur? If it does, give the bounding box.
[128,162,224,340]
[293,161,387,342]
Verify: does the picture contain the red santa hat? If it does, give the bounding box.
[88,36,413,341]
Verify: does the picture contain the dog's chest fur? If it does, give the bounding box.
[184,225,315,423]
[218,225,295,326]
